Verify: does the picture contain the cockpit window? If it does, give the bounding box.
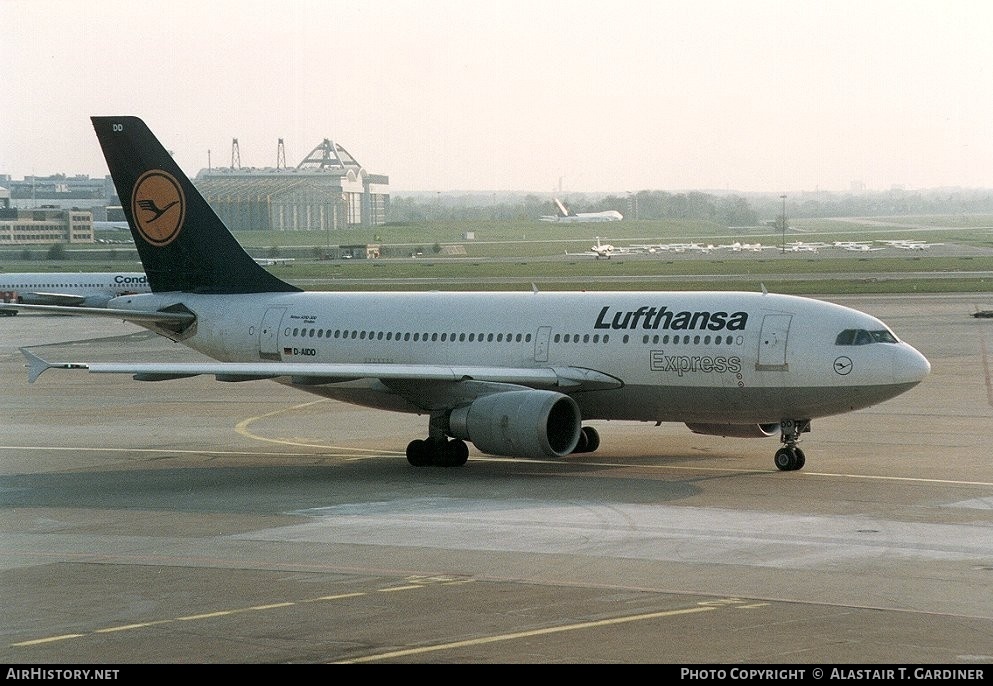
[835,328,899,345]
[870,329,898,343]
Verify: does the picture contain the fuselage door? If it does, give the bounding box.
[534,326,551,363]
[259,307,286,361]
[756,314,792,371]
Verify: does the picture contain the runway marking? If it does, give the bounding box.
[334,605,719,663]
[2,445,993,487]
[12,634,85,647]
[7,578,464,649]
[234,401,405,455]
[0,445,394,460]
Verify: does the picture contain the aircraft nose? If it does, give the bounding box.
[896,344,931,385]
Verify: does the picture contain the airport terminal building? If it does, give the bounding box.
[194,137,389,231]
[0,135,389,234]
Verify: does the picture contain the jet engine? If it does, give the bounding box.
[449,390,582,458]
[685,422,780,438]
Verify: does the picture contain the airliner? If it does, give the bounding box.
[15,116,930,472]
[0,271,150,314]
[565,237,641,259]
[540,198,623,223]
[2,257,292,315]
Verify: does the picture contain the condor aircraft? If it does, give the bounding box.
[0,271,150,314]
[15,117,931,471]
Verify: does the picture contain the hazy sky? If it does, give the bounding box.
[4,0,993,193]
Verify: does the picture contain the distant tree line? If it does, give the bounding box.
[387,187,993,226]
[386,191,758,225]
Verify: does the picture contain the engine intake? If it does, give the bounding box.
[449,390,582,458]
[685,422,780,438]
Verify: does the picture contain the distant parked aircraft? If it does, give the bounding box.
[0,271,150,315]
[878,240,944,251]
[565,237,642,259]
[835,242,884,252]
[541,198,623,223]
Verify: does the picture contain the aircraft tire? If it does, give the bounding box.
[406,439,431,466]
[581,426,600,453]
[793,448,806,470]
[445,439,469,467]
[774,447,795,471]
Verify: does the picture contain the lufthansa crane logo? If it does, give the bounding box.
[833,356,853,375]
[131,170,185,246]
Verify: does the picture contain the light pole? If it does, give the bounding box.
[780,194,787,253]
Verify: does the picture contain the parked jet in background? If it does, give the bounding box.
[15,116,930,473]
[723,242,772,253]
[0,259,283,314]
[0,271,150,314]
[879,240,944,251]
[541,198,623,223]
[784,241,825,253]
[835,241,884,252]
[565,237,643,259]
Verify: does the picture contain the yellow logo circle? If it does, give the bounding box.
[131,170,185,246]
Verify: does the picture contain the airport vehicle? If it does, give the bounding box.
[0,271,150,314]
[17,116,931,471]
[540,198,623,222]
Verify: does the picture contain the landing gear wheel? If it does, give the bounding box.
[774,447,795,471]
[407,438,469,467]
[775,419,810,471]
[792,447,805,470]
[438,439,469,467]
[406,439,431,466]
[573,426,600,454]
[774,446,805,471]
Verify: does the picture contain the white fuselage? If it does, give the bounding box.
[109,289,930,426]
[0,272,150,307]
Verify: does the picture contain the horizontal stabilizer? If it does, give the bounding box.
[4,303,195,325]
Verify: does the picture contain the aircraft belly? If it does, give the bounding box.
[575,382,920,423]
[276,378,424,414]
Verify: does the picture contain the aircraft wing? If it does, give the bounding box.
[15,292,89,306]
[21,348,622,391]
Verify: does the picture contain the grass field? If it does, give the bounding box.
[2,215,992,295]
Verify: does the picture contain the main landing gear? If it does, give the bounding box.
[405,413,602,467]
[774,419,810,471]
[407,411,471,467]
[406,437,470,467]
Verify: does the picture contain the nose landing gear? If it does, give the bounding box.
[774,419,810,471]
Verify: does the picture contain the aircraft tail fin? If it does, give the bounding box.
[554,198,571,217]
[90,116,301,295]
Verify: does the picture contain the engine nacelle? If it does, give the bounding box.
[449,390,582,458]
[686,422,780,438]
